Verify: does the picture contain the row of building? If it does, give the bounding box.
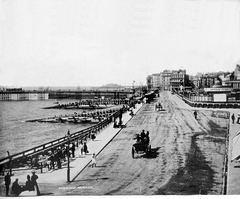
[147,65,240,92]
[147,69,189,91]
[146,65,240,102]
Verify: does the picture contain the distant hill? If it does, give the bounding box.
[100,83,123,88]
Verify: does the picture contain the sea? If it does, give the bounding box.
[0,99,97,159]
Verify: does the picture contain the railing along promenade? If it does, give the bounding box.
[0,107,127,173]
[176,93,240,109]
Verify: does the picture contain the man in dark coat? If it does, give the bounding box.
[140,130,145,143]
[56,149,62,169]
[232,114,235,124]
[4,172,11,196]
[23,175,34,191]
[194,110,197,119]
[31,170,40,196]
[83,142,89,154]
[12,178,22,196]
[71,142,75,158]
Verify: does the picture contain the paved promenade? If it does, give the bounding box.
[6,103,142,196]
[171,94,240,195]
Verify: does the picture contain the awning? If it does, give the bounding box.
[231,131,240,161]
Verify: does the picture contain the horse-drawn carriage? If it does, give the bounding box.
[131,133,151,158]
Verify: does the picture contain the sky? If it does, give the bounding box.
[0,0,240,87]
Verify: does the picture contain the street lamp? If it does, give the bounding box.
[66,130,71,182]
[7,151,12,176]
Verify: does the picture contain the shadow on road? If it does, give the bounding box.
[156,133,216,195]
[95,165,107,168]
[143,147,160,159]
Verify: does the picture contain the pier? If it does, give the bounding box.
[0,91,49,101]
[48,90,132,100]
[0,89,133,101]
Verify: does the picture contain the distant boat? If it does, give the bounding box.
[79,117,92,123]
[27,107,119,124]
[40,118,58,123]
[59,117,68,123]
[43,104,109,109]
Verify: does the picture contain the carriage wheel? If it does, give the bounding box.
[146,145,151,155]
[132,147,135,158]
[148,145,151,152]
[145,147,148,154]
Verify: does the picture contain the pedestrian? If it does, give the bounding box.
[136,134,141,143]
[113,121,118,128]
[145,131,150,145]
[130,109,134,117]
[237,112,240,124]
[58,147,64,161]
[11,178,23,196]
[62,146,67,161]
[91,131,96,140]
[49,152,55,170]
[140,130,145,143]
[79,141,84,156]
[56,149,62,169]
[67,129,71,138]
[4,171,11,196]
[194,110,197,119]
[71,142,75,158]
[31,170,40,196]
[118,120,123,128]
[32,156,39,168]
[23,175,34,191]
[91,153,97,167]
[231,113,235,124]
[83,142,89,155]
[119,109,123,124]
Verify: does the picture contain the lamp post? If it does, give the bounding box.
[67,130,71,182]
[67,140,70,182]
[7,151,12,176]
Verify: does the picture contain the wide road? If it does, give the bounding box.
[49,91,229,195]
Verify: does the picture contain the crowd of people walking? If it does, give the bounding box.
[23,129,91,173]
[35,139,89,171]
